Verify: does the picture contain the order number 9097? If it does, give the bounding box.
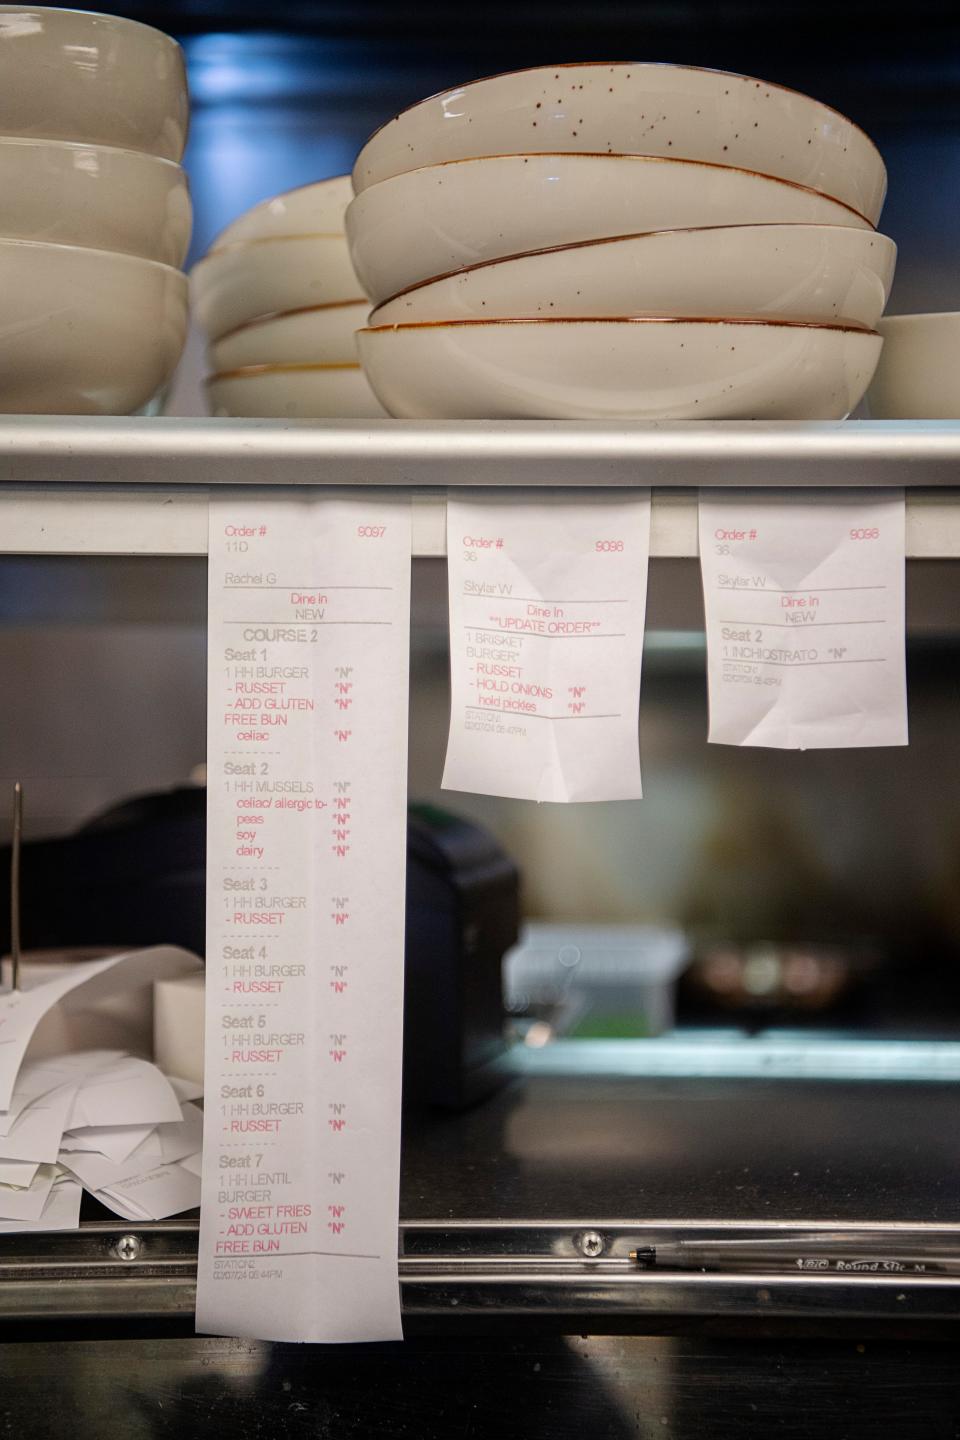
[595,540,625,552]
[849,528,880,540]
[357,525,386,537]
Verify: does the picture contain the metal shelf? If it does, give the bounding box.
[0,417,959,558]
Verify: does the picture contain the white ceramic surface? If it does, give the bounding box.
[210,301,368,370]
[211,175,353,250]
[373,224,896,329]
[207,363,387,418]
[346,153,873,306]
[867,312,960,418]
[0,136,191,267]
[0,238,187,414]
[0,6,188,160]
[191,234,364,340]
[357,317,882,420]
[353,63,886,224]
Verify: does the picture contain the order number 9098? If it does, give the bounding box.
[357,525,386,537]
[849,528,880,540]
[595,540,625,552]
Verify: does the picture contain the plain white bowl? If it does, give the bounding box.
[207,363,387,418]
[357,317,882,420]
[0,136,191,267]
[867,313,960,418]
[373,224,896,329]
[210,301,368,371]
[346,153,873,305]
[0,238,187,414]
[191,235,364,340]
[210,175,353,251]
[0,5,188,160]
[353,62,886,223]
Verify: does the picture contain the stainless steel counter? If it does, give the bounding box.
[3,1332,960,1440]
[4,1070,960,1329]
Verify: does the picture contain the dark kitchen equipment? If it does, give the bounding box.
[0,788,519,1110]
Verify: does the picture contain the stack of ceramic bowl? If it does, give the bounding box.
[348,63,896,420]
[0,5,191,414]
[192,176,384,418]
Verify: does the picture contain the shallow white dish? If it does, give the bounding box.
[211,175,353,250]
[191,235,364,340]
[346,153,872,305]
[867,312,960,418]
[373,224,896,329]
[353,62,886,224]
[207,363,387,418]
[358,317,882,420]
[0,238,187,415]
[0,5,188,161]
[0,136,191,267]
[210,301,368,370]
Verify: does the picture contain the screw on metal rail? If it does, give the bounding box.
[115,1234,142,1262]
[576,1230,605,1259]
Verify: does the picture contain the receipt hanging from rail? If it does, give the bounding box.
[198,494,410,1344]
[442,491,651,802]
[699,489,907,749]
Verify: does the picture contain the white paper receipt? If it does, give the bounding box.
[199,495,411,1344]
[443,492,652,802]
[699,489,907,749]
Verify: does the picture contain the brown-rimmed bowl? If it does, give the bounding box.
[346,153,874,306]
[372,224,896,330]
[352,62,886,224]
[357,316,883,420]
[206,362,386,418]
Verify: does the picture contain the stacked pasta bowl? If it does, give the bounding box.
[348,63,896,420]
[0,6,191,416]
[191,175,385,418]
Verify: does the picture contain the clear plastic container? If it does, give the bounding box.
[504,923,690,1039]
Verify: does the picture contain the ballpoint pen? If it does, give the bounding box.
[630,1237,960,1276]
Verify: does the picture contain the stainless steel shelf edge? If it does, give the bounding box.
[1,417,960,487]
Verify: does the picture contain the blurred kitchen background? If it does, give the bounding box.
[2,0,960,1037]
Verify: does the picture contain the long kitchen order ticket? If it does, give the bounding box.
[199,494,411,1343]
[443,491,652,802]
[699,489,907,749]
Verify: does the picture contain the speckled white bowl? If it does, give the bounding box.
[357,317,883,420]
[346,153,873,306]
[372,224,896,329]
[210,301,368,371]
[867,313,960,418]
[210,175,353,250]
[0,238,187,414]
[207,363,386,418]
[0,5,188,160]
[191,234,364,340]
[353,63,886,224]
[0,136,191,266]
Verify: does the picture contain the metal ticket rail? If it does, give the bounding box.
[5,1221,960,1326]
[0,419,957,559]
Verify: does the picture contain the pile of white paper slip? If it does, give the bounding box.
[0,946,204,1233]
[0,1052,202,1231]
